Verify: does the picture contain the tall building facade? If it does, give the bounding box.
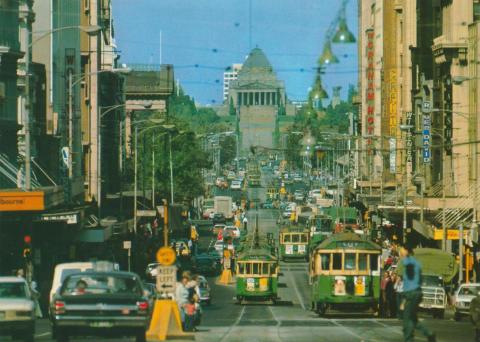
[357,0,480,245]
[223,63,242,102]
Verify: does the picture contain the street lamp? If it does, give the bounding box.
[23,24,102,190]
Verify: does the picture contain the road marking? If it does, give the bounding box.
[219,305,246,342]
[287,265,306,310]
[331,319,372,341]
[374,320,403,335]
[35,332,51,337]
[268,305,283,342]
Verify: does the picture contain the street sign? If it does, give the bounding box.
[61,147,70,168]
[422,101,432,113]
[156,246,176,266]
[156,265,177,297]
[123,241,131,249]
[136,210,157,217]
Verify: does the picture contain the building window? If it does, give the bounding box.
[255,92,259,105]
[260,92,265,105]
[243,92,248,106]
[249,92,253,106]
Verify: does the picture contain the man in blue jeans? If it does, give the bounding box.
[400,246,436,342]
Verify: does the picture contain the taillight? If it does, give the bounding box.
[137,301,149,314]
[54,301,66,315]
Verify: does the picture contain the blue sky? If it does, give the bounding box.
[113,0,358,105]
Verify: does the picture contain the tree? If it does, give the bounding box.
[219,135,236,166]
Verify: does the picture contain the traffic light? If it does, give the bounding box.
[23,235,32,260]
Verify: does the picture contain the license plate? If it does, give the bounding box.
[90,321,114,328]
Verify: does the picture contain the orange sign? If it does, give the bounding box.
[0,191,45,211]
[156,246,176,266]
[433,228,468,241]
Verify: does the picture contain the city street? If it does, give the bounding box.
[31,206,476,341]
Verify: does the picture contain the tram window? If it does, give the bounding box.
[358,254,368,271]
[370,254,379,271]
[283,234,291,243]
[262,263,269,275]
[292,234,300,243]
[332,253,342,270]
[246,263,252,274]
[320,254,330,270]
[238,263,245,274]
[301,234,308,243]
[252,263,259,274]
[344,253,356,270]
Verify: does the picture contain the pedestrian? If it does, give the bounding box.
[183,295,197,332]
[387,271,397,318]
[243,216,248,233]
[380,272,390,317]
[175,274,190,328]
[394,273,404,319]
[400,246,436,342]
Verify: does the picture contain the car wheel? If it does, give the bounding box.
[135,330,147,342]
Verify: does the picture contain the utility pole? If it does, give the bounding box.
[134,126,138,233]
[68,72,73,180]
[24,10,31,190]
[169,133,174,204]
[152,132,155,208]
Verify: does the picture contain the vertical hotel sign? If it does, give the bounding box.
[389,70,397,173]
[365,28,375,151]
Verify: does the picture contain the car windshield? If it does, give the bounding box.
[61,274,142,296]
[0,282,27,298]
[459,286,480,296]
[422,275,443,287]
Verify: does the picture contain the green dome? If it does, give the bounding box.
[242,47,273,72]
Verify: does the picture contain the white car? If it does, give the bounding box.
[214,240,225,253]
[230,180,242,190]
[454,283,480,320]
[224,226,241,238]
[0,277,36,341]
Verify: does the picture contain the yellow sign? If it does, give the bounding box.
[433,229,468,241]
[0,191,45,212]
[280,187,286,195]
[156,247,176,266]
[259,277,268,291]
[354,276,366,296]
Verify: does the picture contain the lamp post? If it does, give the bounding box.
[23,25,102,190]
[400,124,414,244]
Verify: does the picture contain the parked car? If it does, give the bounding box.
[227,171,236,180]
[50,271,151,342]
[214,240,225,254]
[294,190,305,202]
[197,276,212,305]
[454,283,480,320]
[213,224,226,237]
[194,253,221,276]
[0,276,36,342]
[212,213,226,224]
[230,180,242,190]
[49,261,119,304]
[224,226,241,238]
[261,199,275,209]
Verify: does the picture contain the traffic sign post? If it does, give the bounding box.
[218,249,234,285]
[146,246,188,341]
[123,241,131,271]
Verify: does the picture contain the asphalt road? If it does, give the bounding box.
[26,187,478,341]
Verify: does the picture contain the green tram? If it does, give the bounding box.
[307,214,333,252]
[235,247,279,303]
[279,226,309,261]
[235,215,279,303]
[309,232,381,316]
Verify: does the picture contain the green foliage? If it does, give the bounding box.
[220,135,236,166]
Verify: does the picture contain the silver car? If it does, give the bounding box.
[454,283,480,321]
[0,276,36,342]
